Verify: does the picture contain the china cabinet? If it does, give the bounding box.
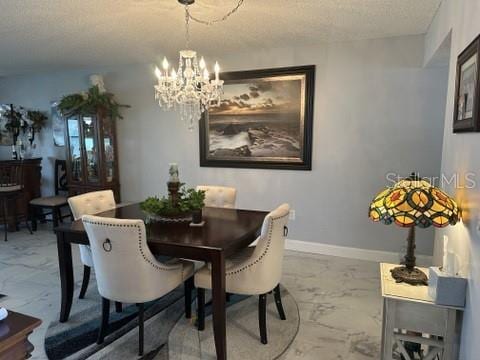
[64,112,120,200]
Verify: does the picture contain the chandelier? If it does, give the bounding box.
[154,0,244,130]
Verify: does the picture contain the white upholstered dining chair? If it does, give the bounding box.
[82,215,195,356]
[196,185,237,209]
[195,203,290,344]
[68,190,117,299]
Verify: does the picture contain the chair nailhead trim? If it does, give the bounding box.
[226,212,289,276]
[83,219,183,277]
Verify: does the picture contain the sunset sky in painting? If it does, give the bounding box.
[210,77,303,116]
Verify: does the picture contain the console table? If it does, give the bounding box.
[0,310,41,359]
[380,263,464,360]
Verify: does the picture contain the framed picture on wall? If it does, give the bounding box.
[453,34,480,133]
[199,65,315,170]
[51,101,65,146]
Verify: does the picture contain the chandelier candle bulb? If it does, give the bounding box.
[214,62,220,81]
[199,57,206,70]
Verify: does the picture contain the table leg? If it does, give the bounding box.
[57,231,74,322]
[382,298,396,360]
[442,309,458,360]
[381,298,386,357]
[211,251,227,360]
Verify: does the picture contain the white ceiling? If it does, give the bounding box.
[0,0,441,76]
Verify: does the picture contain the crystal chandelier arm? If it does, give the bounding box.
[186,0,245,26]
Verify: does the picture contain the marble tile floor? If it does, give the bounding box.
[0,226,382,360]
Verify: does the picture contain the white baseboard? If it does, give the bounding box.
[285,239,432,266]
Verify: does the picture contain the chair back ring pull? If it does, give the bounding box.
[103,238,112,252]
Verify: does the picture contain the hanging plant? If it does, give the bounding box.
[58,85,130,120]
[27,110,48,131]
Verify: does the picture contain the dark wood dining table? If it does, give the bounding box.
[54,203,267,360]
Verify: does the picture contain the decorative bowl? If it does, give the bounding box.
[145,213,192,224]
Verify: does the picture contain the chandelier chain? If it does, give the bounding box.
[186,0,245,26]
[184,5,190,48]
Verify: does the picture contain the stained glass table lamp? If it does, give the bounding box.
[369,173,460,285]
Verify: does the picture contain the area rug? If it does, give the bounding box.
[44,286,299,360]
[168,286,299,360]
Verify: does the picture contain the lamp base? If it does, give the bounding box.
[390,266,428,286]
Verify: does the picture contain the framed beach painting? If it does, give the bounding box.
[453,34,480,133]
[199,65,315,170]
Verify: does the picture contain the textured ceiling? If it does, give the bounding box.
[0,0,441,76]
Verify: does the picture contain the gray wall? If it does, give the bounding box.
[0,34,448,255]
[425,0,480,358]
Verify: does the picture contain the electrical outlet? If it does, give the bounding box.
[289,210,296,221]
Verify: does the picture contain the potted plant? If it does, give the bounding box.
[4,105,23,143]
[26,110,48,145]
[185,188,206,224]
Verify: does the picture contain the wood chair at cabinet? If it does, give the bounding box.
[64,111,120,201]
[0,158,41,235]
[29,159,72,231]
[0,161,33,241]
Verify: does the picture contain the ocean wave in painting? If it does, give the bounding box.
[208,114,301,158]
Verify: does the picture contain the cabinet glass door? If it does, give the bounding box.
[82,116,100,183]
[67,117,82,182]
[102,117,115,182]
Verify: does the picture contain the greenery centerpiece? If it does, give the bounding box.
[140,164,206,224]
[140,185,206,223]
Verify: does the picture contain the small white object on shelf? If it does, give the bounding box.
[189,221,205,227]
[442,235,459,276]
[90,74,106,93]
[443,251,458,275]
[0,307,8,321]
[442,235,449,268]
